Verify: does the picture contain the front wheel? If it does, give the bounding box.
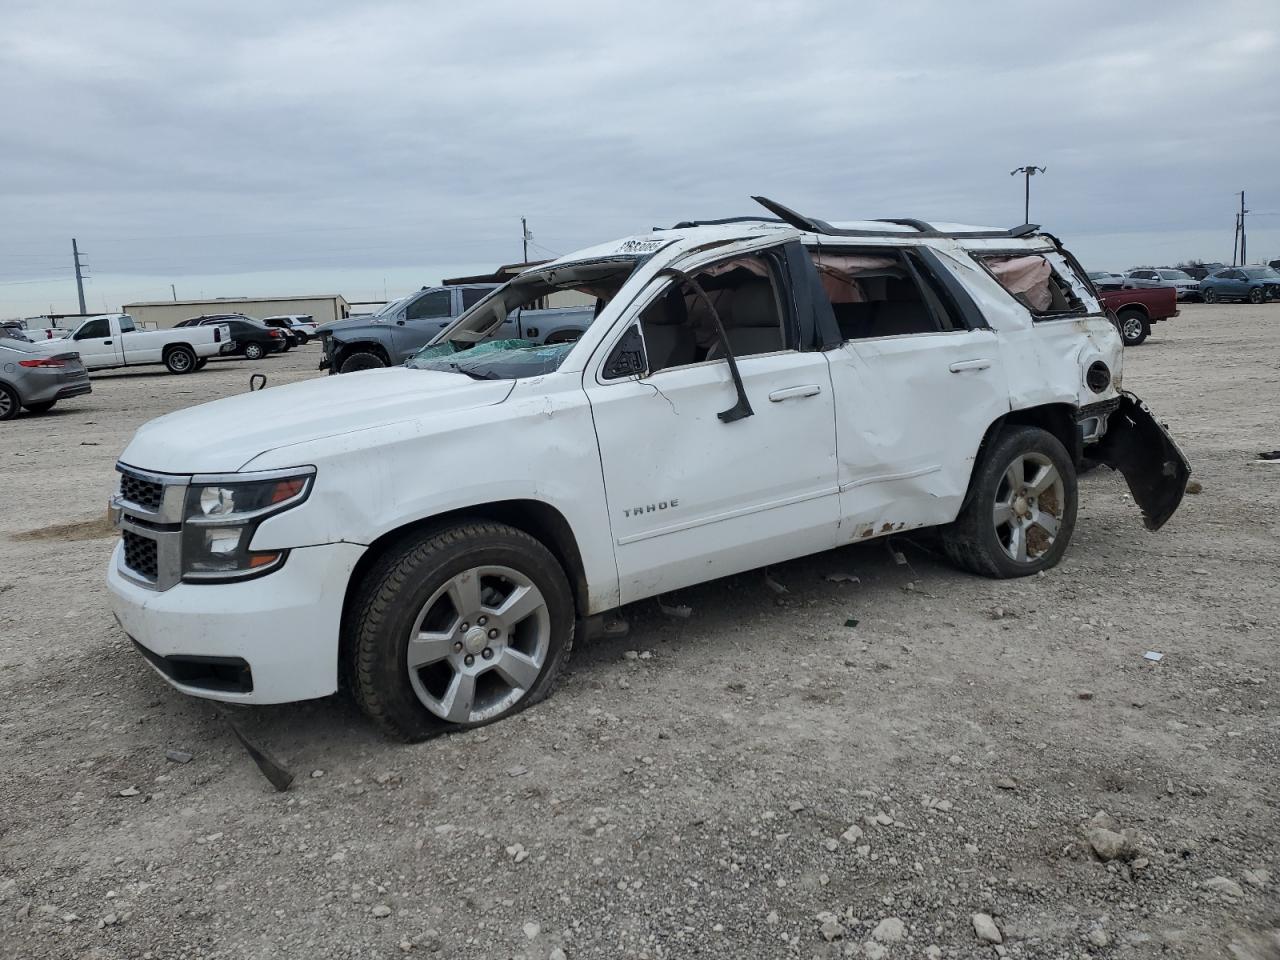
[347,521,575,741]
[243,343,265,360]
[164,346,196,374]
[1249,287,1265,304]
[1202,287,1217,303]
[1118,310,1149,346]
[193,358,208,370]
[338,350,387,373]
[941,426,1078,578]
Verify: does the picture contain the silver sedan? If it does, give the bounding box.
[0,336,92,421]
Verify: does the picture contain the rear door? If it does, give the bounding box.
[69,316,124,369]
[816,243,1009,534]
[584,234,841,603]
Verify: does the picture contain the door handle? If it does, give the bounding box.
[949,359,991,373]
[103,340,113,345]
[768,384,822,402]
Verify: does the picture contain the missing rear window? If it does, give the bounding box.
[979,254,1085,318]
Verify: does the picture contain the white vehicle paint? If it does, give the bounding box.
[107,201,1189,738]
[30,314,231,374]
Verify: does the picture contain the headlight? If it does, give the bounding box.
[181,469,315,582]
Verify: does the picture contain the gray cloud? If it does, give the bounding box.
[3,0,1278,313]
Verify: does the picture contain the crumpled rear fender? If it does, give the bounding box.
[1090,392,1190,531]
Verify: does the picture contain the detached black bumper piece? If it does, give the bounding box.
[131,637,254,694]
[1091,392,1190,531]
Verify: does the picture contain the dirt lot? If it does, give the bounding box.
[2,308,1278,960]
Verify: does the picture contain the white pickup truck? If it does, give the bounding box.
[34,314,231,374]
[107,198,1189,741]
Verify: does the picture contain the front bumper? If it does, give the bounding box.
[108,539,366,704]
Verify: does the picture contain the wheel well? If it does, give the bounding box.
[1115,304,1149,319]
[335,341,390,366]
[338,500,590,681]
[162,342,193,356]
[961,403,1079,511]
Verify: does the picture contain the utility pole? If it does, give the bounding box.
[521,217,530,263]
[170,283,177,301]
[1010,166,1046,223]
[1238,190,1248,265]
[72,238,87,314]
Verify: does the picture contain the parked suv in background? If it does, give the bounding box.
[1124,268,1201,301]
[1199,266,1280,303]
[108,196,1189,740]
[263,315,319,344]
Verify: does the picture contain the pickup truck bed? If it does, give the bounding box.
[1099,286,1177,346]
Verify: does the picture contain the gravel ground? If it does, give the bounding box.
[1,307,1278,960]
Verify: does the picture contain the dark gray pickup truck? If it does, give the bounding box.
[321,283,595,374]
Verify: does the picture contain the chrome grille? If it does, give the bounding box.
[122,529,159,581]
[120,471,165,511]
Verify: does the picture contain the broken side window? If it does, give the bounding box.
[806,248,962,341]
[979,253,1088,318]
[639,254,789,374]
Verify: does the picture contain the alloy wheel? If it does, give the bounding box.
[406,565,550,724]
[1122,315,1144,343]
[992,453,1065,564]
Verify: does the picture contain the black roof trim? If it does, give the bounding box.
[750,196,1040,240]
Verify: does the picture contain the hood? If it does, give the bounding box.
[319,315,387,335]
[119,368,514,474]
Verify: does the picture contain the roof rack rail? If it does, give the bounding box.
[750,196,1039,240]
[665,215,784,229]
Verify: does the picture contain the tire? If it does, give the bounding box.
[1117,309,1149,346]
[243,342,265,360]
[347,521,575,741]
[1248,287,1265,304]
[1202,287,1217,304]
[941,425,1078,579]
[164,346,197,374]
[23,400,56,414]
[339,350,387,373]
[193,358,208,370]
[297,334,311,346]
[0,383,19,421]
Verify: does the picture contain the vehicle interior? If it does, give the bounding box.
[639,256,786,373]
[979,254,1084,316]
[807,249,962,340]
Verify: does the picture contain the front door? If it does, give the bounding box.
[393,288,457,358]
[584,241,840,604]
[70,317,123,369]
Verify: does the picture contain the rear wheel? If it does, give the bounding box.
[1202,287,1217,304]
[164,346,196,374]
[1249,287,1265,304]
[347,521,575,741]
[941,426,1078,578]
[1118,309,1149,346]
[193,358,208,370]
[339,350,387,373]
[243,342,265,360]
[0,384,22,420]
[23,400,56,414]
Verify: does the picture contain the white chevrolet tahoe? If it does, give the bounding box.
[107,198,1189,741]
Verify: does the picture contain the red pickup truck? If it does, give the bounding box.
[1098,286,1178,347]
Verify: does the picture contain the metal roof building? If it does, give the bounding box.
[121,294,352,329]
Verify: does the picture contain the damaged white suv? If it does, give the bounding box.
[108,197,1189,740]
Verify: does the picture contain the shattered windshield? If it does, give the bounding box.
[405,257,640,380]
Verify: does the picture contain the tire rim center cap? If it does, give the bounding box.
[1013,495,1030,518]
[463,626,489,655]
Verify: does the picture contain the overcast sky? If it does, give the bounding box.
[3,0,1278,318]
